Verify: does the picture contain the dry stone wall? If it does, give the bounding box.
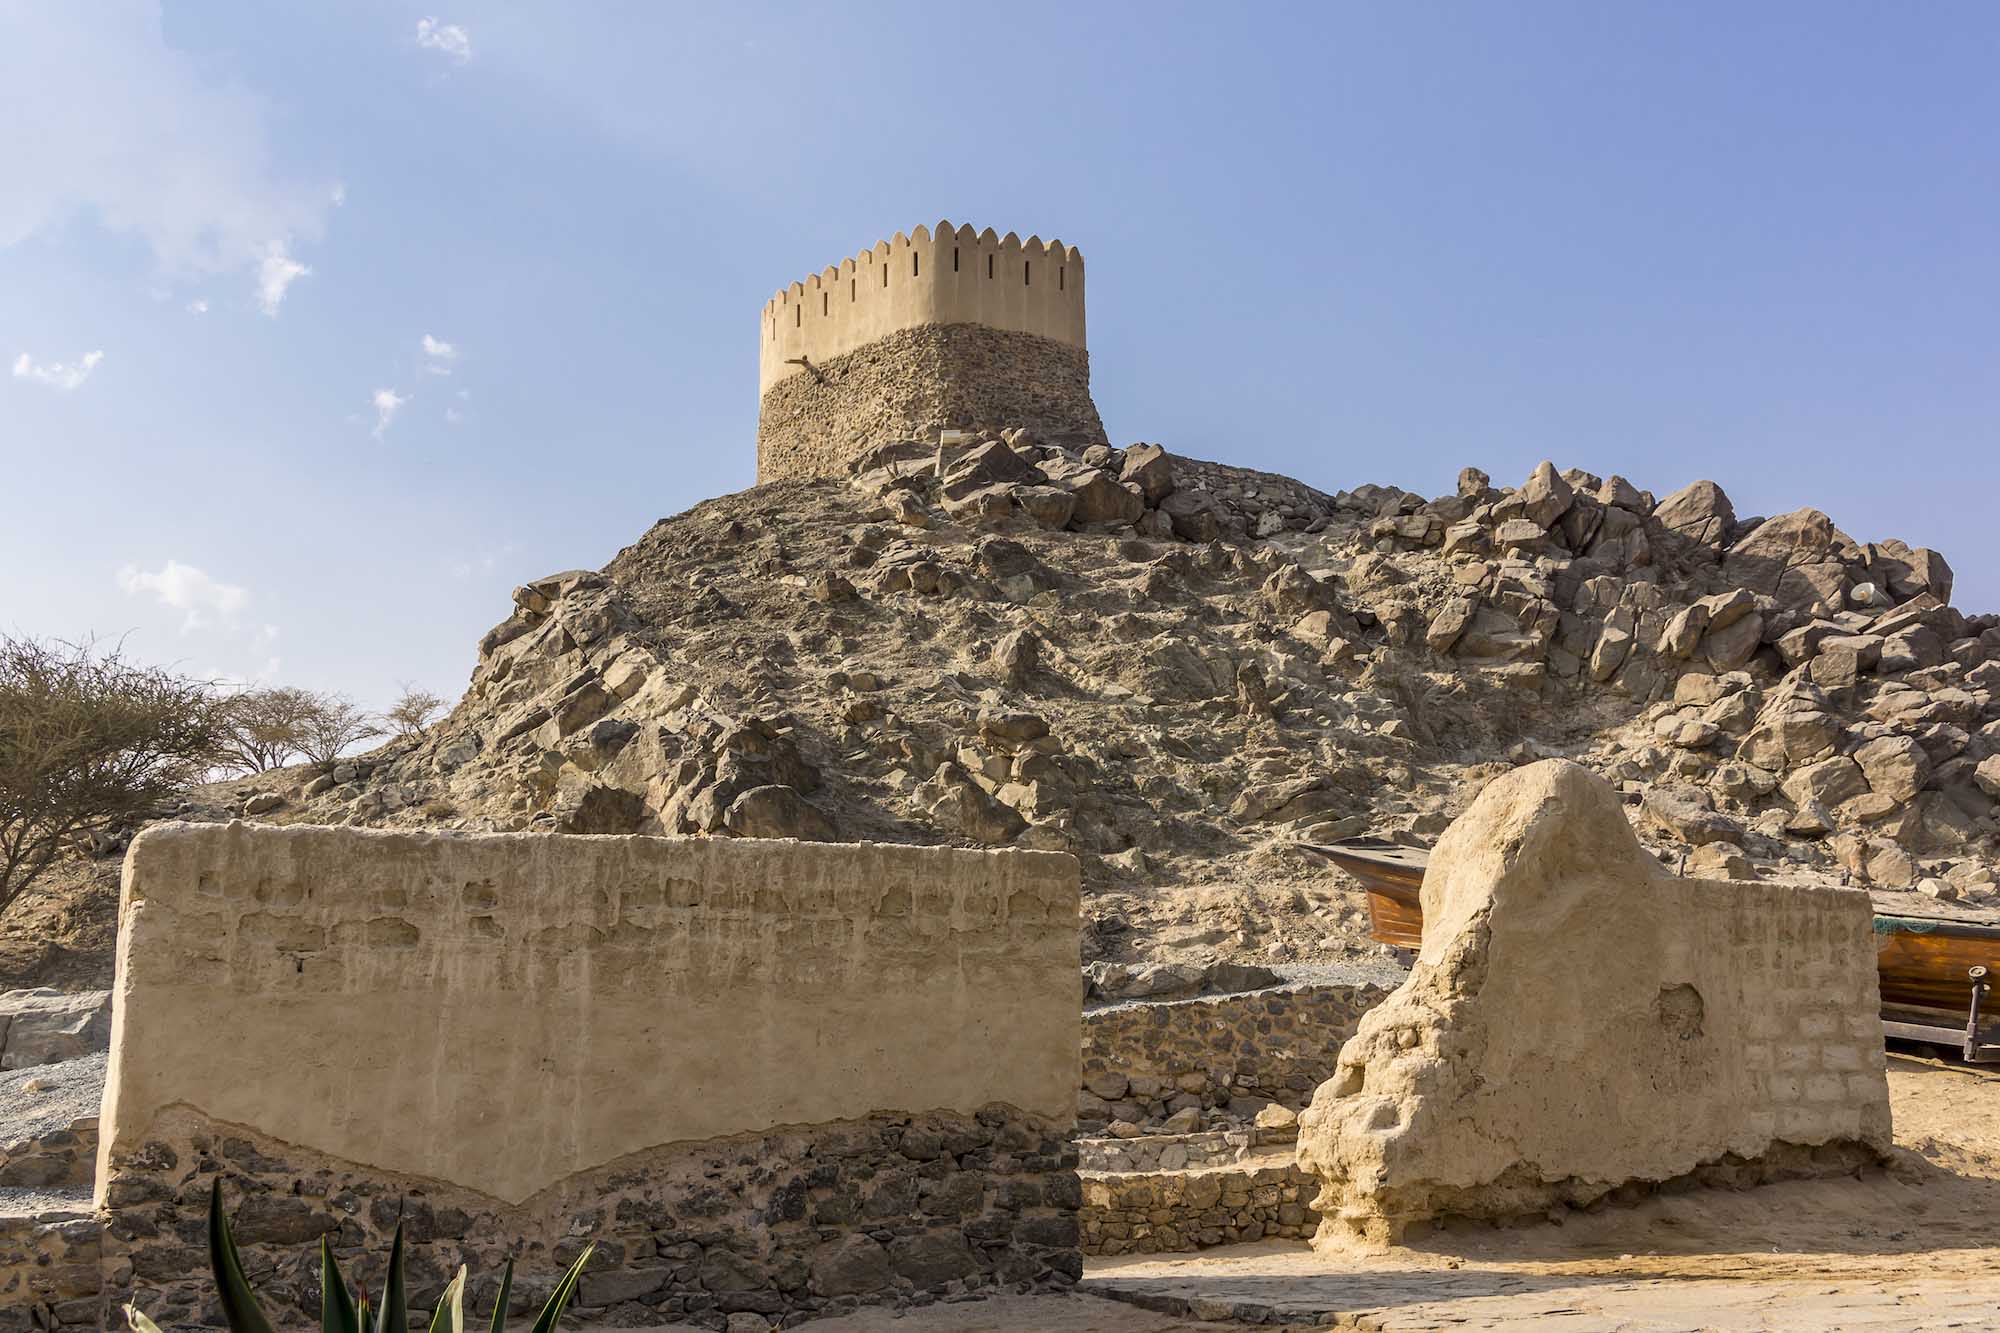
[1297,760,1893,1244]
[756,323,1106,484]
[99,824,1081,1327]
[1079,984,1387,1128]
[0,1205,99,1332]
[1080,1158,1320,1256]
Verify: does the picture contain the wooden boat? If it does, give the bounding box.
[1299,837,1999,1063]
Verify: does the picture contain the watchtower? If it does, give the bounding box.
[756,221,1107,483]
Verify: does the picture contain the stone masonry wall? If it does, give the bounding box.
[1080,1159,1320,1257]
[99,824,1081,1327]
[104,1104,1079,1329]
[0,1205,100,1332]
[1079,985,1387,1127]
[756,324,1107,484]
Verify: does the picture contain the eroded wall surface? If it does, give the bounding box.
[99,824,1082,1325]
[1296,760,1892,1244]
[755,324,1107,484]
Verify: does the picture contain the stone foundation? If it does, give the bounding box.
[0,1201,99,1332]
[105,1103,1079,1329]
[1080,1158,1319,1256]
[756,324,1107,483]
[1080,984,1385,1127]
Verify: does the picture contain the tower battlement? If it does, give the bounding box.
[756,221,1105,483]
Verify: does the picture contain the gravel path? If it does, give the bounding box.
[0,1050,105,1150]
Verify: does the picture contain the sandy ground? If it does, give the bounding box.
[1085,1051,2000,1329]
[580,1055,2000,1330]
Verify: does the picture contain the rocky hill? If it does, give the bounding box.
[182,435,2000,984]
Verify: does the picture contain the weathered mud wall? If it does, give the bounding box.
[1297,760,1892,1243]
[99,824,1082,1325]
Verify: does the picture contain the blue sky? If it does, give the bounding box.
[4,3,1995,709]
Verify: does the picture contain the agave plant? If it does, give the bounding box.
[126,1179,593,1333]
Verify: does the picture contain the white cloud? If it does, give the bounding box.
[256,243,310,316]
[185,298,208,315]
[371,387,409,438]
[12,349,104,392]
[0,6,336,310]
[117,559,249,632]
[416,18,473,64]
[421,333,459,373]
[443,405,464,425]
[449,543,515,580]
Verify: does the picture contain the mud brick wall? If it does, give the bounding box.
[99,825,1081,1328]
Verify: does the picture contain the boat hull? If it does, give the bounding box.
[1305,840,1999,1057]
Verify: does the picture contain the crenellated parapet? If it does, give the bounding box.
[759,221,1087,395]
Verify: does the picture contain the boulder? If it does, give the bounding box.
[1652,480,1736,546]
[0,990,113,1069]
[1119,444,1177,504]
[1519,461,1575,530]
[938,439,1037,502]
[1064,469,1146,527]
[723,785,836,841]
[1851,735,1931,806]
[1723,509,1860,599]
[992,628,1042,685]
[1780,756,1871,810]
[1426,598,1476,654]
[1700,612,1765,672]
[1158,488,1222,542]
[1639,784,1743,846]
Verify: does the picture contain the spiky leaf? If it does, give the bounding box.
[322,1236,362,1333]
[124,1305,167,1333]
[425,1266,467,1333]
[373,1221,409,1333]
[208,1179,278,1333]
[487,1257,514,1333]
[529,1244,594,1333]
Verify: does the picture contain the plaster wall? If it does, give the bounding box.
[1296,761,1892,1242]
[759,222,1086,396]
[98,824,1080,1206]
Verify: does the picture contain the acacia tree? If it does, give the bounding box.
[293,692,384,775]
[0,635,225,921]
[216,685,319,773]
[383,682,447,740]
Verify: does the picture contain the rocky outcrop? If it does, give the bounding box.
[1294,760,1892,1243]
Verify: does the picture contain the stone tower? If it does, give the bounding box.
[756,221,1108,483]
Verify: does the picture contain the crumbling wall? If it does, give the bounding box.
[755,324,1106,483]
[1296,759,1892,1244]
[99,824,1081,1326]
